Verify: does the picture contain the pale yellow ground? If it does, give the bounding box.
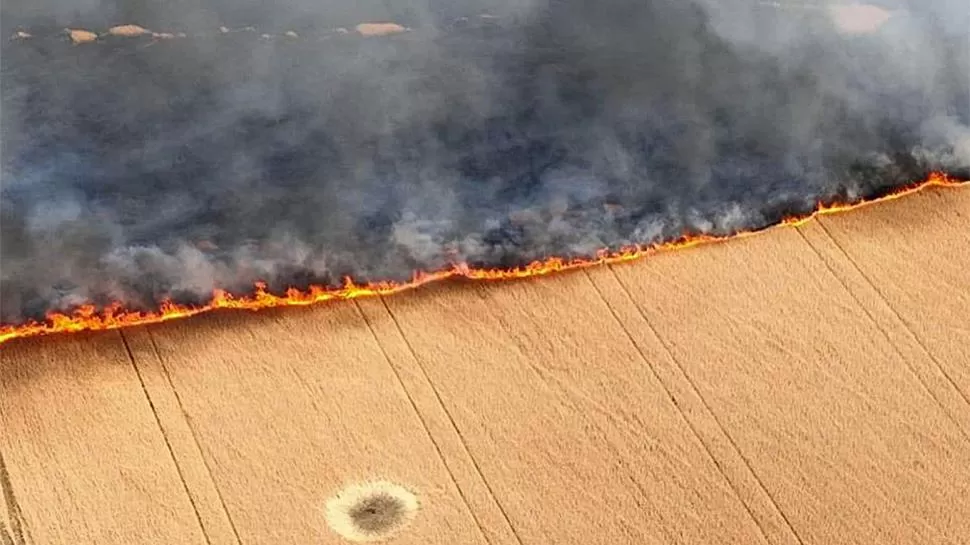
[1,186,968,545]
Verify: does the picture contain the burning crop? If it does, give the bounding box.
[0,173,964,346]
[1,0,969,345]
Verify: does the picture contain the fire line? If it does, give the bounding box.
[0,172,966,346]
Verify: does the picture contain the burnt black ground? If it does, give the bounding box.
[1,0,968,322]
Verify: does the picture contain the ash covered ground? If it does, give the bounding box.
[1,0,969,322]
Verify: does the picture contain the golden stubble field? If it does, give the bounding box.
[1,186,968,545]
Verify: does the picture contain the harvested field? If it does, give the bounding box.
[1,186,968,545]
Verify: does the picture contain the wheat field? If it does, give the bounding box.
[1,186,968,545]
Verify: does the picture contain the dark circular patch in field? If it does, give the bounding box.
[325,481,419,542]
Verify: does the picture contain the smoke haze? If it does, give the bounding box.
[1,0,968,322]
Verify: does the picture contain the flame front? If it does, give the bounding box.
[1,172,965,346]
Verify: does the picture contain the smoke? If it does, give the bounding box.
[1,0,968,322]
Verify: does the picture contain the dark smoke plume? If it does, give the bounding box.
[1,0,968,322]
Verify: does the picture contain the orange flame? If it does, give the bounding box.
[1,172,966,346]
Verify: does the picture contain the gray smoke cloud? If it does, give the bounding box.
[1,0,968,322]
